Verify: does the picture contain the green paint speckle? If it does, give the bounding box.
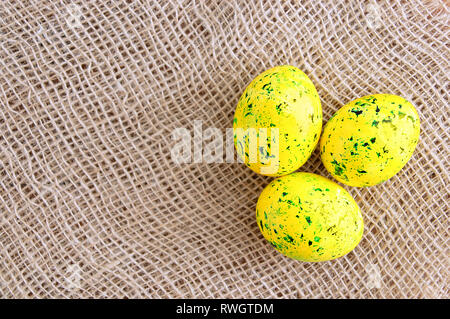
[407,115,416,123]
[305,216,312,225]
[285,235,294,243]
[275,103,282,114]
[350,108,363,116]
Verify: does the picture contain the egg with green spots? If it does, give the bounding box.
[320,94,420,187]
[256,172,364,262]
[233,65,322,176]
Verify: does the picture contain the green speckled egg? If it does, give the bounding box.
[320,94,420,187]
[256,172,364,262]
[233,65,322,176]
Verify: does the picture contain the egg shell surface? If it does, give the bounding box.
[233,65,322,176]
[256,172,364,262]
[320,94,420,187]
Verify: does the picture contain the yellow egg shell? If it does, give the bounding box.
[320,94,420,187]
[233,65,322,176]
[256,172,364,262]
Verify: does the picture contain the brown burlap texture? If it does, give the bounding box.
[0,0,448,298]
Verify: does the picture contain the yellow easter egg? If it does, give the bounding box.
[256,172,364,262]
[320,94,420,187]
[233,65,322,176]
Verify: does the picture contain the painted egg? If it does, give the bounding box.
[320,94,420,187]
[256,172,364,262]
[233,65,322,176]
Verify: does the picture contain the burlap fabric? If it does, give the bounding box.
[0,0,448,298]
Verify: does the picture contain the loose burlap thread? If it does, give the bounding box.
[0,0,448,298]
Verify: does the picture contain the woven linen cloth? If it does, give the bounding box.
[0,0,448,298]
